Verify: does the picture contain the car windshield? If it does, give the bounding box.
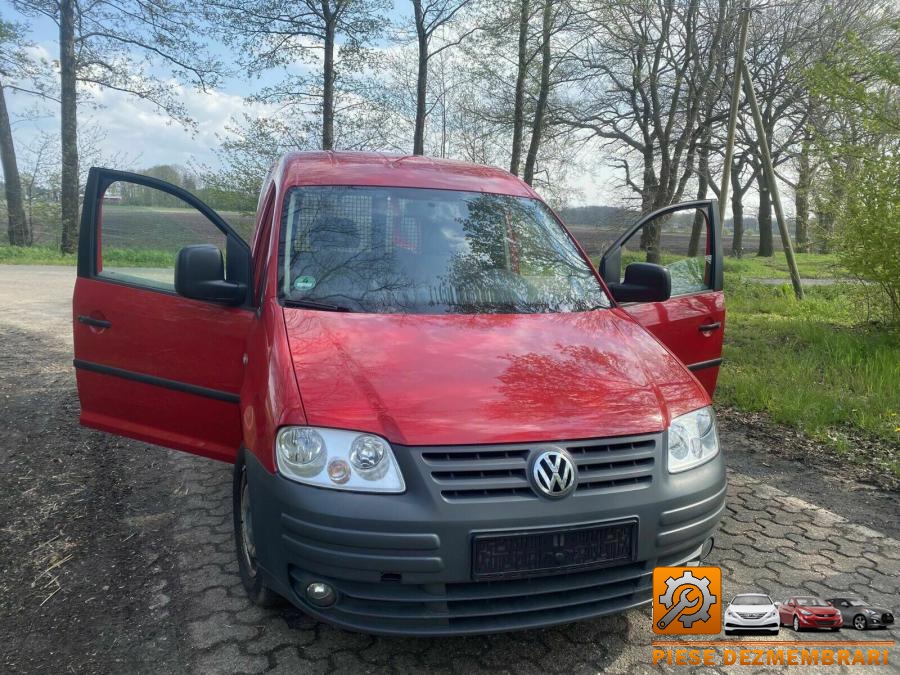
[849,600,870,607]
[796,598,829,607]
[733,595,771,606]
[278,186,610,314]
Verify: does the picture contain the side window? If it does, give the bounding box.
[618,206,712,296]
[97,180,227,291]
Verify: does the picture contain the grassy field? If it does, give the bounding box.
[722,251,848,279]
[718,276,898,472]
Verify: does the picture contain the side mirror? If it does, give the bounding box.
[775,602,782,608]
[175,244,246,305]
[607,262,671,303]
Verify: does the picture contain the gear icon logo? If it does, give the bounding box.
[652,566,722,635]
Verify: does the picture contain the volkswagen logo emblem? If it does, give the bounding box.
[530,448,577,498]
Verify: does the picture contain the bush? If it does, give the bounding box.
[833,155,900,321]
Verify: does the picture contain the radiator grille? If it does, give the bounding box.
[418,434,660,501]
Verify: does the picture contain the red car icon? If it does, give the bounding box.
[777,596,843,631]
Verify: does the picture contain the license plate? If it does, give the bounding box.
[472,520,636,580]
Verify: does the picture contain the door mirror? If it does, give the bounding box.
[607,262,671,303]
[775,602,782,608]
[175,245,246,305]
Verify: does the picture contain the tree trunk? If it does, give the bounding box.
[730,166,744,258]
[794,137,811,253]
[756,173,773,257]
[59,0,79,254]
[322,18,336,151]
[639,154,661,263]
[412,0,428,156]
[509,0,530,175]
[522,0,551,186]
[688,137,710,257]
[0,83,29,246]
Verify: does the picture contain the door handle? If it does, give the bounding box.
[698,321,721,332]
[78,315,111,329]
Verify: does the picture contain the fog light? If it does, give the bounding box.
[306,582,336,607]
[701,537,714,559]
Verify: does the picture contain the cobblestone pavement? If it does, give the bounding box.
[2,266,898,674]
[170,453,899,675]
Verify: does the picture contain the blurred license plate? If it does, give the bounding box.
[472,521,636,580]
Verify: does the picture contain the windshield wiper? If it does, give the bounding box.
[283,298,351,312]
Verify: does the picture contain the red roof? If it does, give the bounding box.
[278,151,538,198]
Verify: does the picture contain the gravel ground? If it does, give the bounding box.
[1,265,897,674]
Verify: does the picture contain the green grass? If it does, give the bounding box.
[722,252,847,279]
[717,277,899,474]
[0,245,174,267]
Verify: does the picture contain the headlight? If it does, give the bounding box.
[667,406,719,473]
[276,426,405,493]
[800,609,813,616]
[765,609,777,618]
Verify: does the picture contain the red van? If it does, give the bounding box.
[73,152,726,635]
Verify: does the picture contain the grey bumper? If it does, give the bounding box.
[246,434,727,635]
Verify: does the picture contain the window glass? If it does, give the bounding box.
[732,595,772,606]
[278,186,609,314]
[97,180,226,291]
[620,206,712,296]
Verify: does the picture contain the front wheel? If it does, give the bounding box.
[234,451,280,607]
[793,616,801,632]
[853,615,868,631]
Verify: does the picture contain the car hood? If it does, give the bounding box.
[803,607,840,615]
[282,308,708,446]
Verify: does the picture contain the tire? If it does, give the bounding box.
[853,614,868,631]
[793,616,801,632]
[830,627,840,632]
[234,451,280,607]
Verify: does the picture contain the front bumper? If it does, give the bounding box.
[725,613,780,631]
[246,433,727,635]
[797,613,843,629]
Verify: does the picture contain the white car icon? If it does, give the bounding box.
[724,593,780,635]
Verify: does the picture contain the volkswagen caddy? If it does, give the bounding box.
[72,152,727,635]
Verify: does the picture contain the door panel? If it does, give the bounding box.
[73,168,253,462]
[599,200,725,396]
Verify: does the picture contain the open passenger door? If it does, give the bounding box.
[598,200,725,395]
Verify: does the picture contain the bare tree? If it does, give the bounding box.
[0,15,53,246]
[14,0,220,252]
[562,0,733,261]
[409,0,475,154]
[208,0,388,152]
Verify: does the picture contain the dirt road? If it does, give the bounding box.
[1,265,897,674]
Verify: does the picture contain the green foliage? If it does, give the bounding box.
[833,155,899,318]
[806,21,900,320]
